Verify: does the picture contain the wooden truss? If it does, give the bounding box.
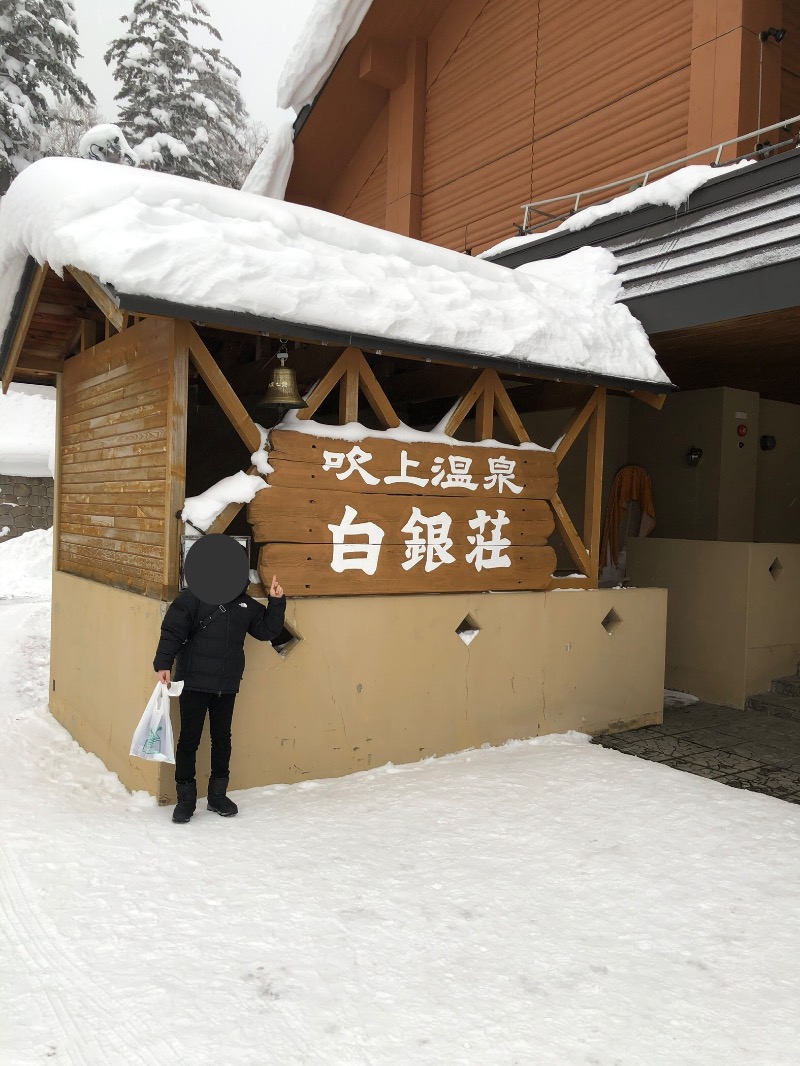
[548,388,607,589]
[297,345,400,428]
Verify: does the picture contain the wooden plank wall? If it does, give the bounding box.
[300,0,694,254]
[781,3,800,122]
[344,152,388,227]
[421,0,693,253]
[59,317,176,598]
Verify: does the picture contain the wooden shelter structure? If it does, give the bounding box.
[0,159,670,801]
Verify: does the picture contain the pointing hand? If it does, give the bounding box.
[269,574,284,598]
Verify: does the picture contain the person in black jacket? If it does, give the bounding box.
[152,534,286,824]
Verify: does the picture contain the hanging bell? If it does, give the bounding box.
[258,349,307,409]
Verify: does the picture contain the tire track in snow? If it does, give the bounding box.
[0,838,175,1066]
[0,602,178,1066]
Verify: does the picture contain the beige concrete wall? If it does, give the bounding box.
[627,537,750,706]
[755,399,800,543]
[49,571,667,801]
[628,538,800,708]
[628,386,759,542]
[50,570,169,800]
[744,543,800,697]
[718,388,758,541]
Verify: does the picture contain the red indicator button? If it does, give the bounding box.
[737,424,747,437]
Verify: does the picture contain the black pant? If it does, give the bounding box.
[175,689,237,784]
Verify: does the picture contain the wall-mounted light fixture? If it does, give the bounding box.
[686,446,703,468]
[757,28,787,131]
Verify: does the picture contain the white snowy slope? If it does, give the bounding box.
[0,158,669,388]
[482,160,756,259]
[0,383,56,476]
[3,537,800,1064]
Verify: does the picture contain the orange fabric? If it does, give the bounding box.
[600,465,655,568]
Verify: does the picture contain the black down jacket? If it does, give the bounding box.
[152,587,287,694]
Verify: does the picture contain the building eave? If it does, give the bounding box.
[107,285,672,396]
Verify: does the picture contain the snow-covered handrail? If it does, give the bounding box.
[520,112,800,233]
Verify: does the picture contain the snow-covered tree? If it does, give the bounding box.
[0,0,95,191]
[42,98,104,159]
[230,118,269,191]
[105,0,249,187]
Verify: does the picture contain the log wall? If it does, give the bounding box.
[58,317,185,599]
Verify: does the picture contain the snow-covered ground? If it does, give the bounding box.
[2,529,800,1065]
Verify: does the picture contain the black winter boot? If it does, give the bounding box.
[173,780,197,824]
[207,775,238,817]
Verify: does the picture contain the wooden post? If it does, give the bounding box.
[299,346,400,428]
[384,39,427,238]
[52,370,64,576]
[339,352,361,423]
[164,321,189,599]
[583,387,606,585]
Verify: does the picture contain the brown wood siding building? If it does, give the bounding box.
[286,0,799,255]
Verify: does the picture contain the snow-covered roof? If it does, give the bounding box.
[277,0,372,114]
[243,0,374,199]
[0,158,670,390]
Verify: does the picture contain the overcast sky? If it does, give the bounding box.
[71,0,319,127]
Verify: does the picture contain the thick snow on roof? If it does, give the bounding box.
[0,158,669,388]
[0,385,55,477]
[277,0,372,113]
[240,117,295,200]
[244,0,373,198]
[482,160,756,260]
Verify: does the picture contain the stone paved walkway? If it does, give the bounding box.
[592,701,800,803]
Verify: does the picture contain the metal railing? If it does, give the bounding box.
[519,114,800,234]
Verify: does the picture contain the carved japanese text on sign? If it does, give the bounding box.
[249,430,558,596]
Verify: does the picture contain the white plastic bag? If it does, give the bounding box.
[130,680,184,763]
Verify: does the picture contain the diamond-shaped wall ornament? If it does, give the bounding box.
[769,557,783,582]
[272,620,302,657]
[601,608,623,636]
[456,613,481,646]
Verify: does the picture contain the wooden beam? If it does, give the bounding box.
[444,370,493,438]
[549,494,590,576]
[66,266,127,332]
[356,353,401,429]
[631,389,667,411]
[16,354,64,374]
[184,323,261,455]
[491,372,531,444]
[205,465,260,534]
[339,351,361,424]
[475,374,494,440]
[554,390,599,466]
[53,372,64,574]
[2,264,48,394]
[298,347,353,420]
[583,387,606,587]
[300,346,400,428]
[164,321,190,598]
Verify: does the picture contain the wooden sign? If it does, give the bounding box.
[249,430,558,596]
